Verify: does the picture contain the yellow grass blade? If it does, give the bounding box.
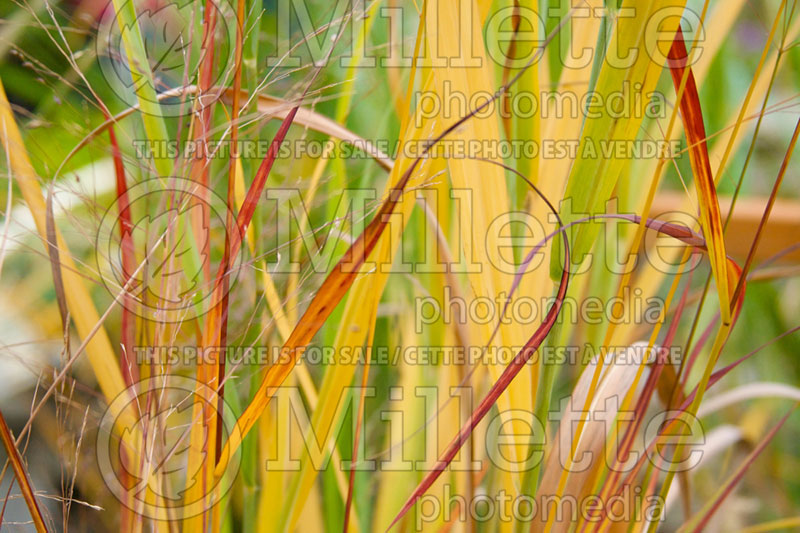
[0,78,128,410]
[551,0,688,277]
[425,0,530,487]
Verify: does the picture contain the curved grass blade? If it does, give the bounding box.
[550,0,688,279]
[385,168,572,531]
[378,206,733,531]
[53,87,394,182]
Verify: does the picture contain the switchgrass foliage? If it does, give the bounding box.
[0,0,799,532]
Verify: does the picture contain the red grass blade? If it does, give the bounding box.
[683,404,797,532]
[669,28,732,324]
[387,271,570,531]
[730,117,800,307]
[211,0,247,465]
[188,0,220,282]
[382,207,730,531]
[385,169,572,531]
[614,324,800,492]
[106,117,138,386]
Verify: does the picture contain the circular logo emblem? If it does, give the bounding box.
[96,177,243,323]
[96,376,241,519]
[96,0,233,117]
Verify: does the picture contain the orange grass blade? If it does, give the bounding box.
[190,105,300,522]
[668,28,731,324]
[0,409,48,532]
[217,139,420,475]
